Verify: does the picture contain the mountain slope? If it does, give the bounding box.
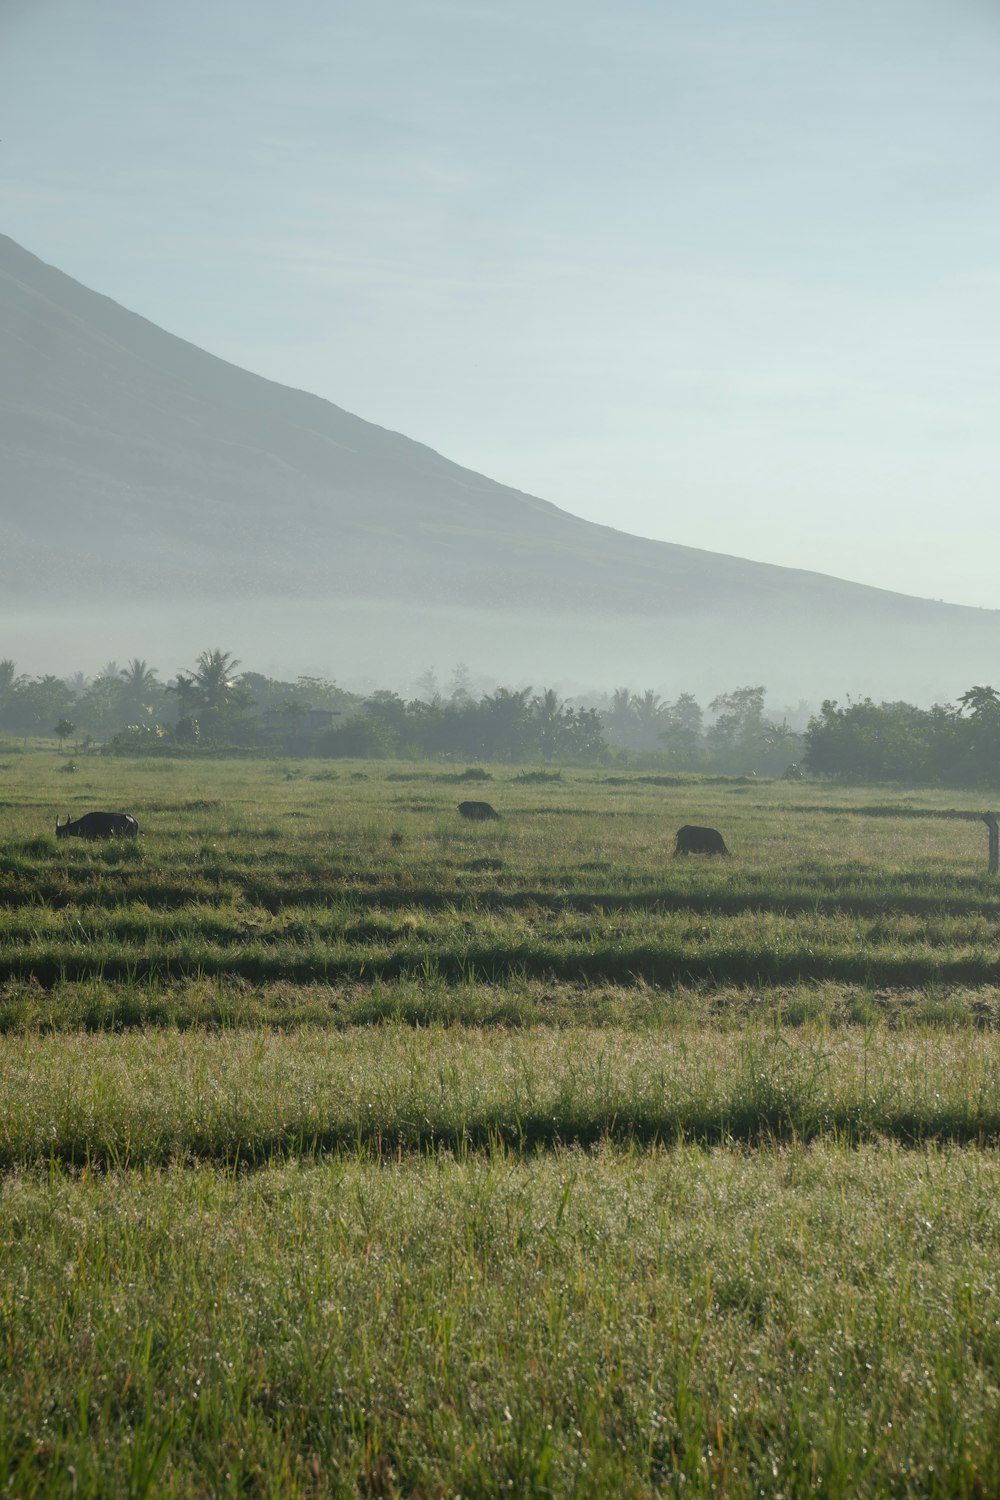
[2,233,998,697]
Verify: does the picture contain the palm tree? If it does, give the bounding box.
[532,688,565,760]
[957,685,1000,781]
[119,659,161,724]
[0,659,25,714]
[605,687,636,732]
[173,650,243,712]
[633,689,663,728]
[170,650,251,744]
[120,659,159,693]
[958,685,1000,721]
[480,686,533,760]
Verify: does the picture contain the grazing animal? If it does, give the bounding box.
[673,823,729,857]
[457,800,500,822]
[55,811,140,840]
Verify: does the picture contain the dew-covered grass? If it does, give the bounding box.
[1,1146,998,1497]
[0,1024,999,1168]
[3,753,1000,998]
[3,754,1000,1494]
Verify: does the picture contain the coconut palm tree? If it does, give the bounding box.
[173,650,243,713]
[120,659,159,692]
[605,687,637,732]
[958,685,1000,722]
[532,688,565,760]
[479,686,533,760]
[170,650,251,743]
[632,689,664,730]
[0,659,25,716]
[119,659,162,725]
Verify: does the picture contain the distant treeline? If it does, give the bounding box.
[804,689,1000,787]
[0,653,805,772]
[3,651,1000,783]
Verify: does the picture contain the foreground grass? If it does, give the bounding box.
[1,1025,999,1167]
[1,1145,998,1497]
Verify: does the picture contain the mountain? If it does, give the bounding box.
[2,232,998,699]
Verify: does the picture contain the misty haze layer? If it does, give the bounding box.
[3,234,999,703]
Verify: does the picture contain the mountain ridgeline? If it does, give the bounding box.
[3,233,998,700]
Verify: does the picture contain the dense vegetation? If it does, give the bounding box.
[8,650,1000,785]
[804,686,1000,785]
[0,752,998,1494]
[3,652,797,768]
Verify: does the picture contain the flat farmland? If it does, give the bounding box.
[1,753,998,1497]
[4,755,1000,1015]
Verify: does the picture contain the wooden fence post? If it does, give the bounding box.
[983,812,999,875]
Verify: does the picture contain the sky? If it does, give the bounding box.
[3,0,1000,608]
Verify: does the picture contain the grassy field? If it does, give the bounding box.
[1,751,998,1496]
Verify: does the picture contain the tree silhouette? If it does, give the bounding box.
[413,668,442,706]
[172,650,244,713]
[706,686,768,765]
[956,685,1000,780]
[120,658,159,694]
[448,663,474,706]
[632,689,664,729]
[170,650,250,742]
[480,687,533,760]
[0,659,25,712]
[532,688,564,760]
[119,659,161,723]
[606,687,637,732]
[659,694,704,764]
[958,685,1000,721]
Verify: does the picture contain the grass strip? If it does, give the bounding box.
[4,938,1000,990]
[1,1025,999,1168]
[0,975,998,1036]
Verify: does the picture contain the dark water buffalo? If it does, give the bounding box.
[56,811,140,840]
[674,823,728,857]
[457,800,500,822]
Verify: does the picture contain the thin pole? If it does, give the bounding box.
[983,812,999,876]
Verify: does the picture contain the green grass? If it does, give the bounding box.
[3,754,1000,998]
[2,753,1000,1494]
[0,1024,998,1169]
[2,971,997,1036]
[1,1147,999,1497]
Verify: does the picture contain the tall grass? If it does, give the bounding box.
[0,1025,997,1167]
[0,1146,998,1496]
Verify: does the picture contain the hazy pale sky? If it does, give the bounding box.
[3,0,1000,606]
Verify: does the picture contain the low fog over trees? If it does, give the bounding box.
[0,650,794,769]
[596,684,801,776]
[3,649,1000,784]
